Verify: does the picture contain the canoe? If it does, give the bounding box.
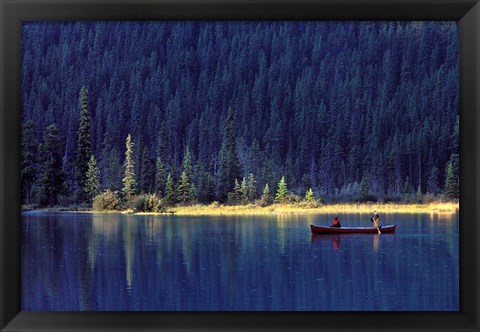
[310,224,396,234]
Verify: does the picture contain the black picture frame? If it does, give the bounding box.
[1,0,478,331]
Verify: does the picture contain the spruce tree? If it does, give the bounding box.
[154,157,167,195]
[275,176,288,202]
[444,154,459,199]
[37,124,65,206]
[21,120,37,204]
[181,146,194,180]
[263,183,270,197]
[232,178,242,204]
[85,154,100,202]
[259,183,273,206]
[416,184,423,202]
[165,173,175,206]
[122,134,137,200]
[305,188,314,202]
[99,134,123,191]
[402,176,412,195]
[177,171,195,204]
[75,86,92,202]
[218,107,242,202]
[247,173,257,202]
[427,166,440,194]
[359,173,370,200]
[240,177,248,204]
[139,147,155,193]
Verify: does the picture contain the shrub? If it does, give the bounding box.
[93,190,122,211]
[382,195,402,203]
[422,193,443,203]
[357,194,378,203]
[209,201,221,208]
[131,193,166,213]
[300,198,321,208]
[256,194,273,207]
[283,193,301,204]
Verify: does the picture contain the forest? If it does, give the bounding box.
[21,21,459,210]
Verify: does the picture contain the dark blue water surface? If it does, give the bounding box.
[21,212,458,311]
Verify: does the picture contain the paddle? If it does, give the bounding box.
[371,211,381,234]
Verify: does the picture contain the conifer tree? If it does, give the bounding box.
[85,154,100,202]
[21,120,37,204]
[177,171,196,204]
[263,183,270,197]
[122,134,137,200]
[75,86,92,202]
[247,173,257,202]
[402,176,412,195]
[232,178,242,203]
[416,184,423,202]
[181,146,193,180]
[259,183,273,206]
[37,124,65,206]
[139,147,155,193]
[444,154,459,199]
[218,107,242,202]
[305,188,314,202]
[359,173,370,200]
[165,173,175,206]
[240,177,248,204]
[100,136,122,191]
[275,176,288,202]
[427,166,440,194]
[154,157,167,195]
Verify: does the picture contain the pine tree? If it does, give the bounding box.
[416,183,423,202]
[247,173,257,202]
[359,173,369,200]
[85,154,100,202]
[218,107,242,202]
[232,178,242,204]
[21,120,37,204]
[444,154,459,199]
[258,183,273,206]
[427,166,440,194]
[75,86,92,202]
[240,177,248,204]
[122,134,137,200]
[165,173,175,206]
[100,137,122,191]
[305,188,314,202]
[263,183,270,197]
[275,176,288,202]
[37,124,65,206]
[139,147,155,193]
[181,146,194,180]
[402,176,412,195]
[177,171,195,204]
[154,157,167,195]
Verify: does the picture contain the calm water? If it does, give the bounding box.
[21,212,459,311]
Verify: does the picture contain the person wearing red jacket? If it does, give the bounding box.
[331,216,341,228]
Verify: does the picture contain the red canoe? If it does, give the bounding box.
[310,224,396,234]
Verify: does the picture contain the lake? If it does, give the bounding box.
[21,211,459,311]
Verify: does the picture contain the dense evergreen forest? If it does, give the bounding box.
[21,21,459,209]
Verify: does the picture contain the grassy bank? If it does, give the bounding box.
[24,201,458,215]
[139,201,459,216]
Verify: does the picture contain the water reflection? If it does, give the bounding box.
[22,212,459,311]
[311,233,392,253]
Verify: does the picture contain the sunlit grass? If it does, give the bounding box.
[25,201,458,215]
[140,201,458,216]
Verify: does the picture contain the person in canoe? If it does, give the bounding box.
[370,213,382,228]
[330,216,341,228]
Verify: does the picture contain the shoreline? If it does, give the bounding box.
[23,202,459,216]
